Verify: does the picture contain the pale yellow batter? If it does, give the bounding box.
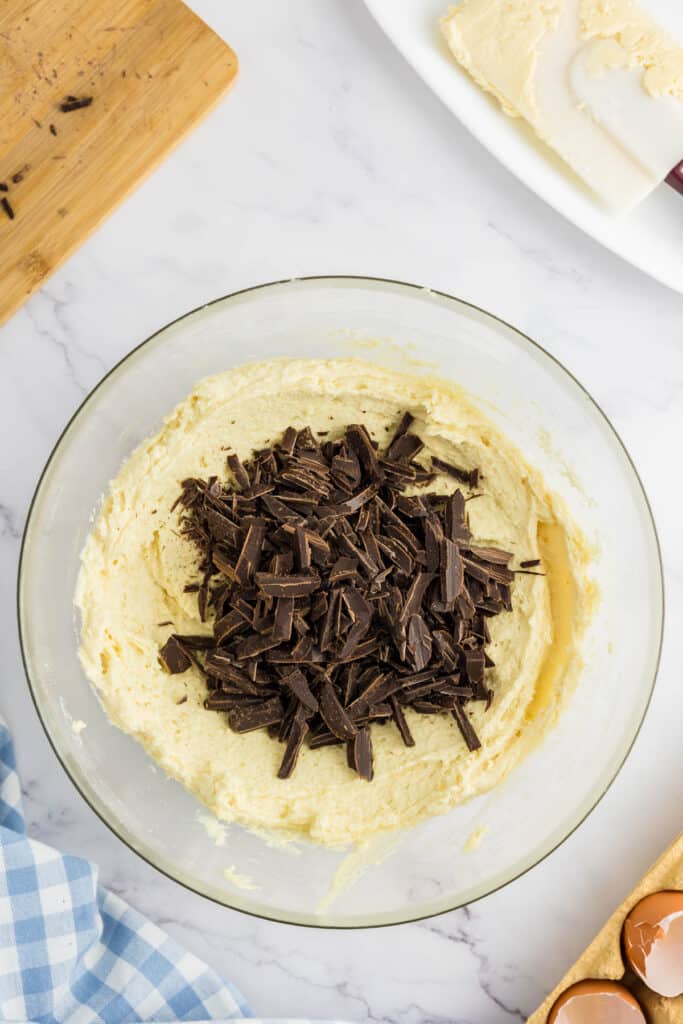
[76,359,588,847]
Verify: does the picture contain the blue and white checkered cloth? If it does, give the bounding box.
[0,716,333,1024]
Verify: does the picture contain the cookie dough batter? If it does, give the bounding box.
[76,359,587,847]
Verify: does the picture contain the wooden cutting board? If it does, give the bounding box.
[0,0,237,325]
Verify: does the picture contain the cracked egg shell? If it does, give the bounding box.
[623,890,683,998]
[547,979,646,1024]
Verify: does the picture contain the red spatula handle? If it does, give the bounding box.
[667,162,683,195]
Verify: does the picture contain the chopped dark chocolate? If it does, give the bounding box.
[1,197,15,221]
[159,635,192,674]
[160,416,522,780]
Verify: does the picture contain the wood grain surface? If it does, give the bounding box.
[0,0,237,324]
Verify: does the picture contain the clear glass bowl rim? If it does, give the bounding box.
[17,274,665,929]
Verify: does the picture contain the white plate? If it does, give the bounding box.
[364,0,683,294]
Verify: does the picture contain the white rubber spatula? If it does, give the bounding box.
[568,0,683,203]
[527,0,683,210]
[441,0,683,210]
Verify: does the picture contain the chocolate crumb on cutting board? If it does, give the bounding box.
[59,95,93,112]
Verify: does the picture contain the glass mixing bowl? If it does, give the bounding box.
[18,276,663,927]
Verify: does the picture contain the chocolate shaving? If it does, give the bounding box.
[451,702,482,752]
[255,573,320,597]
[319,679,357,740]
[160,416,524,780]
[228,698,283,733]
[389,696,415,747]
[432,455,480,489]
[277,707,310,778]
[1,197,14,221]
[348,726,373,781]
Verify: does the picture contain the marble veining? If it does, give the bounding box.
[1,2,682,1021]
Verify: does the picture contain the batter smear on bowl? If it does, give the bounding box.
[76,359,589,846]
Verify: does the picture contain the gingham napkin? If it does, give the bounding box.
[0,717,339,1024]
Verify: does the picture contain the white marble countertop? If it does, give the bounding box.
[2,3,682,1021]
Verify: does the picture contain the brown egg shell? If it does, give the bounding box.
[623,891,683,998]
[547,979,646,1023]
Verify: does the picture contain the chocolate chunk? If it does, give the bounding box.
[464,648,485,692]
[390,696,415,747]
[227,453,250,489]
[279,426,297,455]
[273,597,295,641]
[204,652,259,692]
[444,491,470,544]
[440,538,464,605]
[277,707,310,778]
[376,535,413,575]
[407,614,432,672]
[282,668,319,712]
[174,634,216,649]
[346,424,383,482]
[424,514,443,573]
[228,697,284,733]
[319,679,358,740]
[234,631,281,659]
[158,636,192,674]
[234,518,266,584]
[329,557,359,584]
[388,411,414,447]
[255,573,321,597]
[387,432,424,463]
[348,726,373,781]
[206,508,241,546]
[395,494,428,518]
[451,702,481,751]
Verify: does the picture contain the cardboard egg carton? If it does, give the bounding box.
[529,833,683,1023]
